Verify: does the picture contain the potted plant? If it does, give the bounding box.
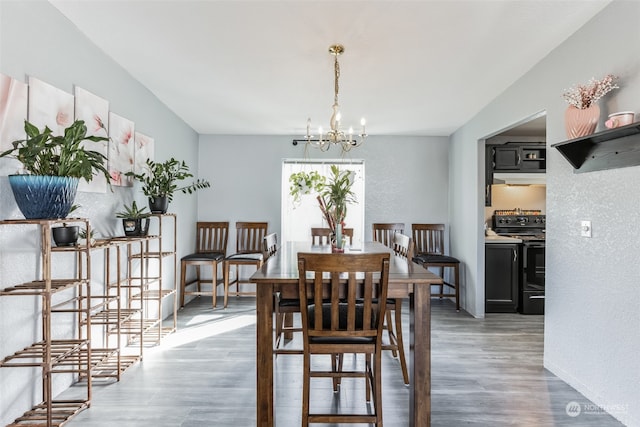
[52,204,81,247]
[303,166,356,252]
[288,170,326,205]
[116,201,151,237]
[126,158,211,214]
[0,120,110,219]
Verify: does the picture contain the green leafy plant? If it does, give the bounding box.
[126,158,210,202]
[318,165,357,231]
[115,201,151,219]
[0,120,110,182]
[289,170,326,203]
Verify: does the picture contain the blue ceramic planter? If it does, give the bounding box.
[8,175,79,219]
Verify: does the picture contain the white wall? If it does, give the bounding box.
[0,2,200,424]
[450,1,640,425]
[197,134,450,253]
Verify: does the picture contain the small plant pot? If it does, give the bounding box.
[52,226,79,247]
[122,218,150,237]
[148,196,169,214]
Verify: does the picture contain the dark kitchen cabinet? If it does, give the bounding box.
[485,145,493,206]
[485,243,520,313]
[492,143,546,172]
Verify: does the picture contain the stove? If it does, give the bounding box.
[493,210,545,239]
[492,210,545,315]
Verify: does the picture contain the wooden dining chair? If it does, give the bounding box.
[372,222,405,248]
[386,232,413,384]
[297,252,390,426]
[263,232,278,260]
[412,223,461,311]
[310,227,353,246]
[265,232,302,355]
[222,221,268,308]
[180,221,229,308]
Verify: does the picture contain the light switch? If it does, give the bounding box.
[581,220,592,238]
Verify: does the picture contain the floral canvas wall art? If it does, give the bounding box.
[27,77,74,136]
[108,112,135,187]
[75,86,109,193]
[0,73,28,153]
[134,131,154,175]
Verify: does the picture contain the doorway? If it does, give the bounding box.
[481,111,547,316]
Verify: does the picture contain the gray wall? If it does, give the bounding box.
[450,1,640,425]
[197,134,450,253]
[0,1,200,424]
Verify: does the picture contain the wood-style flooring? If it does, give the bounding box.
[61,297,624,426]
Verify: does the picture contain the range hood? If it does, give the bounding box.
[493,173,546,185]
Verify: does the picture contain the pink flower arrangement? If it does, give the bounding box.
[562,74,619,109]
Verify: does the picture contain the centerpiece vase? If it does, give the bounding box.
[332,223,345,253]
[565,104,600,139]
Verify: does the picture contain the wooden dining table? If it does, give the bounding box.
[250,241,442,426]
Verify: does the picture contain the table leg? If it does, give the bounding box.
[410,284,431,426]
[256,284,274,426]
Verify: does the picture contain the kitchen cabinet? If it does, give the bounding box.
[485,142,546,206]
[485,145,493,206]
[491,143,546,172]
[485,243,520,313]
[552,122,640,173]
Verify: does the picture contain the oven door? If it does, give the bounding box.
[521,241,545,314]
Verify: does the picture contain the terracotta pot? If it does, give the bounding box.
[565,104,600,139]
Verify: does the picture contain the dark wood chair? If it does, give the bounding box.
[310,227,353,246]
[263,232,278,260]
[297,252,390,426]
[412,223,461,311]
[372,222,404,248]
[386,232,412,384]
[179,221,229,308]
[222,221,268,307]
[371,222,409,384]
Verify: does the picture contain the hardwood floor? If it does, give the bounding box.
[61,297,624,426]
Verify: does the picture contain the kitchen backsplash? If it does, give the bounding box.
[484,184,546,226]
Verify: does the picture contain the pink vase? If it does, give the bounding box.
[565,104,600,139]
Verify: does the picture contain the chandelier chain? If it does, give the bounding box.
[334,54,340,105]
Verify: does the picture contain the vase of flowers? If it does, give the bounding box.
[562,74,618,139]
[316,165,356,252]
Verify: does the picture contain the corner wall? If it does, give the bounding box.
[449,1,640,425]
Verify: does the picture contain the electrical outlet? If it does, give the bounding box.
[581,220,592,238]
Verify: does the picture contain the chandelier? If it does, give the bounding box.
[293,44,367,153]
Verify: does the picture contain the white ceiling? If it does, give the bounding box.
[49,0,610,137]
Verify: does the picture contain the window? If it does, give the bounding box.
[281,159,365,247]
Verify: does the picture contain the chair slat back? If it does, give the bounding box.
[196,222,229,255]
[236,222,268,254]
[297,253,390,340]
[412,223,445,255]
[372,223,405,248]
[263,232,278,260]
[310,227,353,246]
[392,232,414,260]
